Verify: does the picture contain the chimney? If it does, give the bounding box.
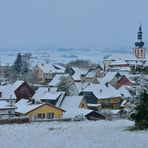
[100,89,103,94]
[31,99,35,104]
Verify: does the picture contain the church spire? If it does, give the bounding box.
[133,23,146,59]
[137,25,142,41]
[135,24,144,48]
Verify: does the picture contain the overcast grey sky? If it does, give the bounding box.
[0,0,147,49]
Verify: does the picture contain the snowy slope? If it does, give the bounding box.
[0,120,148,148]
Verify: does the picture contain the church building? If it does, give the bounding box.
[133,25,146,59]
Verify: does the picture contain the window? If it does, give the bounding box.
[37,113,45,119]
[47,113,54,119]
[8,110,12,117]
[141,49,143,56]
[0,92,2,97]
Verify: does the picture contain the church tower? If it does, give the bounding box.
[133,25,146,58]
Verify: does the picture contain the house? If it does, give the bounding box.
[118,86,132,99]
[81,83,122,109]
[116,75,132,88]
[60,96,91,119]
[48,74,70,87]
[98,72,121,85]
[0,85,16,103]
[85,111,105,120]
[81,66,104,83]
[15,99,65,120]
[32,87,49,101]
[79,91,99,110]
[32,63,65,84]
[0,80,35,103]
[81,71,100,84]
[103,54,146,70]
[14,81,35,102]
[40,91,63,105]
[72,67,89,82]
[48,74,79,95]
[0,101,16,118]
[109,59,129,69]
[32,86,66,107]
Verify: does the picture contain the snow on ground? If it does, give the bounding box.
[0,47,132,66]
[0,120,148,148]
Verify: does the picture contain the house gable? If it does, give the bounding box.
[15,82,35,102]
[117,76,132,88]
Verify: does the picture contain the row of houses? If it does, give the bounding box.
[0,57,143,121]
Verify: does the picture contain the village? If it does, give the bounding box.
[0,25,147,123]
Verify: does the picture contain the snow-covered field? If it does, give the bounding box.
[0,47,132,66]
[0,120,147,148]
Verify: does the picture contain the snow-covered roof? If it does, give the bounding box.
[106,53,146,61]
[32,87,48,101]
[12,80,24,91]
[15,99,44,114]
[86,70,96,77]
[109,67,130,72]
[49,87,58,92]
[55,92,66,107]
[41,92,62,100]
[75,82,90,93]
[110,59,128,66]
[82,83,121,99]
[63,108,92,118]
[0,80,25,100]
[0,101,16,109]
[37,63,65,74]
[61,96,84,109]
[101,109,120,115]
[52,64,65,71]
[48,74,69,86]
[72,67,89,81]
[98,72,119,84]
[118,86,131,98]
[87,103,101,107]
[120,100,128,107]
[128,61,144,66]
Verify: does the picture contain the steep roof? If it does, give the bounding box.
[75,82,90,93]
[37,63,65,74]
[41,92,62,100]
[63,108,92,118]
[15,99,65,114]
[106,53,146,61]
[12,80,24,91]
[15,99,43,114]
[0,101,16,110]
[118,86,131,98]
[48,74,69,86]
[72,67,89,81]
[32,87,48,101]
[60,96,84,109]
[82,83,121,99]
[60,95,92,118]
[0,80,25,100]
[110,60,128,66]
[98,72,120,84]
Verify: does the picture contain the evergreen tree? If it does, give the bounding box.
[130,89,148,129]
[13,53,29,78]
[13,53,23,75]
[57,76,72,95]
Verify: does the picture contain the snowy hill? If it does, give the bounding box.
[0,120,148,148]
